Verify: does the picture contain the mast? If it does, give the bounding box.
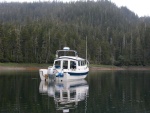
[86,36,87,62]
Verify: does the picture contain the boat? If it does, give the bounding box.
[39,79,89,112]
[39,47,89,81]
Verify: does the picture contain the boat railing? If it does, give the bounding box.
[86,60,89,67]
[56,50,78,58]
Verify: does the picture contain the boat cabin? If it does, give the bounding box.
[54,57,87,70]
[53,47,88,70]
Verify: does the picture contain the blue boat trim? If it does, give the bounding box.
[68,72,88,76]
[56,73,64,77]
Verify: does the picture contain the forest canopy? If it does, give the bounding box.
[0,1,150,66]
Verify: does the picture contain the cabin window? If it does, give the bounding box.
[63,60,68,69]
[81,61,84,66]
[83,60,86,65]
[78,60,86,66]
[81,61,83,66]
[81,60,86,66]
[70,61,76,69]
[78,61,81,66]
[55,61,61,69]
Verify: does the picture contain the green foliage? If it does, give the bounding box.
[0,1,150,65]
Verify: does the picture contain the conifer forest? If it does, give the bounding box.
[0,1,150,65]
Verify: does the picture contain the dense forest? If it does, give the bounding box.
[0,0,150,65]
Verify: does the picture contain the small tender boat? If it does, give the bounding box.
[39,47,89,81]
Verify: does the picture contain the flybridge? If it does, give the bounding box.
[56,47,78,58]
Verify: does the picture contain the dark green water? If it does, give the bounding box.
[0,70,150,113]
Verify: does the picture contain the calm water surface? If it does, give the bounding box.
[0,70,150,113]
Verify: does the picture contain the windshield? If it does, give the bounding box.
[55,60,61,69]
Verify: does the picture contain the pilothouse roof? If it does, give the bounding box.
[56,47,78,58]
[56,56,85,61]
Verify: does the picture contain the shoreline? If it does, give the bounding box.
[0,66,150,71]
[0,66,44,71]
[90,66,150,71]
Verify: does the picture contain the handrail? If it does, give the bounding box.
[56,50,78,58]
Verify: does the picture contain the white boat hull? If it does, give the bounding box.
[39,68,88,81]
[54,72,88,81]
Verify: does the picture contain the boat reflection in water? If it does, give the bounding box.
[39,80,89,112]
